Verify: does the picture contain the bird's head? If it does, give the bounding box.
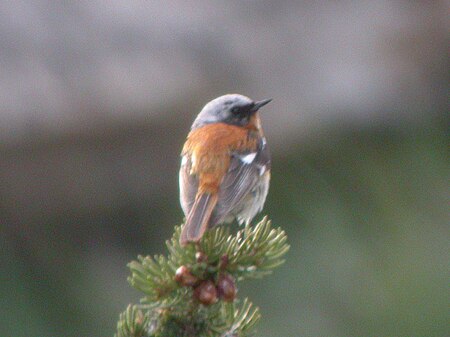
[191,94,272,129]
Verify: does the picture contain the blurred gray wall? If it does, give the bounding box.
[0,1,446,223]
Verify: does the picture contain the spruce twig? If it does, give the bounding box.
[116,216,289,337]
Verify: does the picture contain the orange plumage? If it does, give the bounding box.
[182,121,260,194]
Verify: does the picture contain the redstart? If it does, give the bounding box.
[179,94,272,245]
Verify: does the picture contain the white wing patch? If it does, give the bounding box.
[191,153,197,170]
[240,152,257,164]
[259,165,267,176]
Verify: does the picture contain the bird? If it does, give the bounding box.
[179,94,272,246]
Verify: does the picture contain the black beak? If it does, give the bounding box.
[252,98,272,112]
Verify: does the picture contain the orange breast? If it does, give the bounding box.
[183,123,260,193]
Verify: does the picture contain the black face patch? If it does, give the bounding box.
[230,102,255,117]
[225,102,255,126]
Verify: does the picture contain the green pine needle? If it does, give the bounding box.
[116,305,152,337]
[117,216,289,337]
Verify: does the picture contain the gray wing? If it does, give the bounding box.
[211,139,271,225]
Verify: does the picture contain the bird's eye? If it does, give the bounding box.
[231,107,240,114]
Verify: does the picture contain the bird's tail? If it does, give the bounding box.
[180,192,218,246]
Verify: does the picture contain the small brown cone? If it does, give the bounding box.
[217,274,237,302]
[194,280,218,305]
[175,266,198,287]
[219,254,229,270]
[195,251,208,263]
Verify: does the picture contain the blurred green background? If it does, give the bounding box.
[0,1,448,336]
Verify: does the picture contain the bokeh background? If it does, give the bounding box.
[0,1,448,336]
